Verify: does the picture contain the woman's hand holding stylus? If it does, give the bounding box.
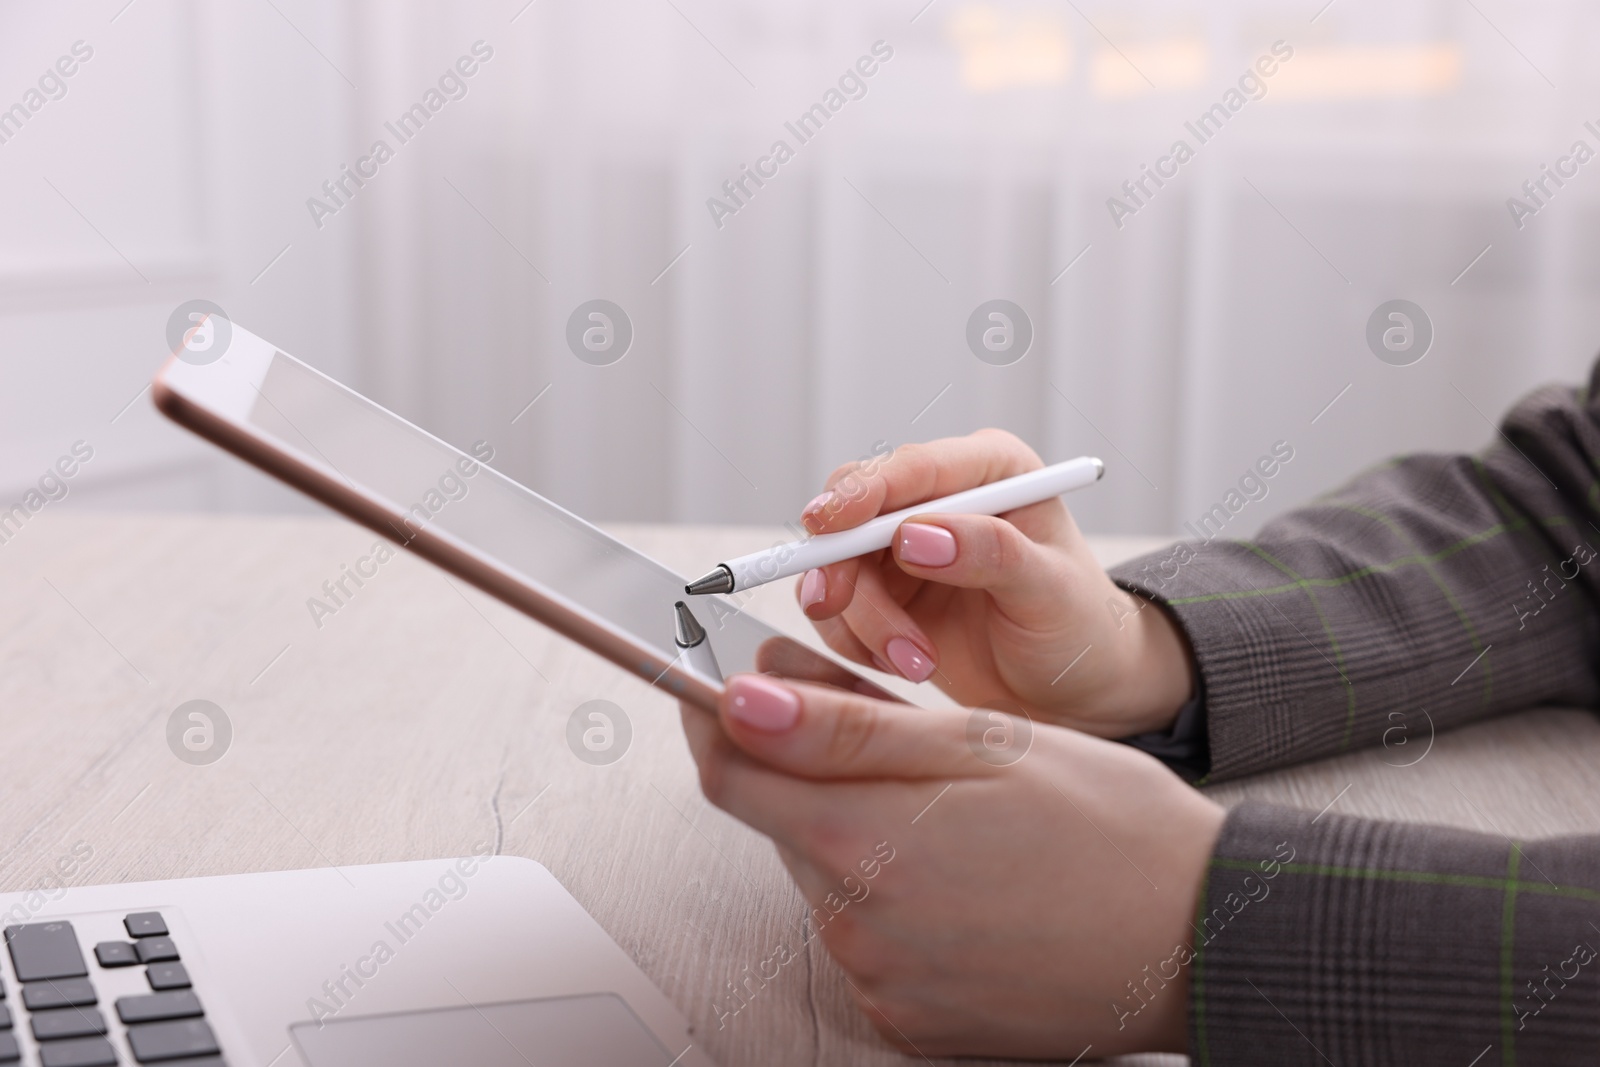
[797,429,1195,738]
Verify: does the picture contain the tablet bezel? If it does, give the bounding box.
[151,323,732,713]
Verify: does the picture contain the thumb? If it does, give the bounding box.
[891,511,1080,627]
[718,674,988,781]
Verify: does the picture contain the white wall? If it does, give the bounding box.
[3,0,1598,536]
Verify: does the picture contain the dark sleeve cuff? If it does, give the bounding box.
[1189,801,1600,1065]
[1107,578,1211,781]
[1119,686,1209,782]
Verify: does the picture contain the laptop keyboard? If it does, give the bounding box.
[2,914,224,1066]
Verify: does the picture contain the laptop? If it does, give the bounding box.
[0,855,714,1066]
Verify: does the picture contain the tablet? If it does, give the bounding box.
[151,317,882,712]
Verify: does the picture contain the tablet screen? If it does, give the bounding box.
[244,350,767,679]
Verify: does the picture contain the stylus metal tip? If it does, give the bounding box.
[685,565,735,597]
[673,601,708,649]
[1091,456,1105,480]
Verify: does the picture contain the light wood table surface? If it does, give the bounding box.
[4,513,1600,1067]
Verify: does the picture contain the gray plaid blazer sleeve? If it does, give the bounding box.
[1109,366,1600,782]
[1190,802,1600,1065]
[1106,363,1600,1063]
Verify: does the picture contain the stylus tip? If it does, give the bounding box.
[1091,456,1105,480]
[685,566,735,597]
[674,601,708,648]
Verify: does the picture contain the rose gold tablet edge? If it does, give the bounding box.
[151,356,726,715]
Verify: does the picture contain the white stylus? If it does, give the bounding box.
[673,601,723,682]
[685,455,1104,596]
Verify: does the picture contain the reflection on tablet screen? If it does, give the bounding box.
[246,350,776,679]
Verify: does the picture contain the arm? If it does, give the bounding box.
[1112,367,1600,780]
[1194,802,1600,1063]
[1110,369,1600,1059]
[680,662,1600,1063]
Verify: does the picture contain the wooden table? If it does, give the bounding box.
[4,514,1599,1067]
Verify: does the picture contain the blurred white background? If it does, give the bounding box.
[3,0,1599,536]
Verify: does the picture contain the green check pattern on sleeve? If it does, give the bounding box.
[1192,804,1600,1066]
[1107,365,1600,1062]
[1111,378,1600,782]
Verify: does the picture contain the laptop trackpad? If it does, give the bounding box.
[290,993,677,1066]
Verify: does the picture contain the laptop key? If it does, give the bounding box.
[116,990,202,1024]
[146,962,190,991]
[0,1003,9,1028]
[4,923,88,982]
[37,1036,117,1067]
[135,938,179,964]
[31,1006,108,1040]
[23,979,97,1010]
[0,1032,13,1062]
[94,942,138,968]
[124,913,168,938]
[127,1017,219,1062]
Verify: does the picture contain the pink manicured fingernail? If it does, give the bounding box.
[802,492,835,532]
[800,568,826,611]
[803,492,834,517]
[885,637,935,682]
[727,674,801,732]
[898,523,957,567]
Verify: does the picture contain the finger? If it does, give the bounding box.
[703,753,913,866]
[835,563,939,683]
[688,732,922,878]
[753,636,903,702]
[801,429,1043,536]
[682,698,810,838]
[800,557,924,672]
[718,675,985,780]
[773,841,835,904]
[796,555,863,620]
[805,613,880,670]
[681,699,875,849]
[892,512,1085,629]
[679,699,728,771]
[683,697,935,883]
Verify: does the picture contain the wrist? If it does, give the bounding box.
[1117,592,1198,735]
[1148,793,1226,1051]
